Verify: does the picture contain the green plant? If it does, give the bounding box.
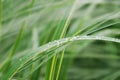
[0,0,120,80]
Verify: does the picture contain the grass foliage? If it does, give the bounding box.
[0,0,120,80]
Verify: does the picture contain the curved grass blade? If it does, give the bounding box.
[1,35,120,80]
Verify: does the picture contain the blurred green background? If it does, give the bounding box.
[0,0,120,80]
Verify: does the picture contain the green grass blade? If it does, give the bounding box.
[1,35,120,80]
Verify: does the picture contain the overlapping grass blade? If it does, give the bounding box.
[1,35,120,79]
